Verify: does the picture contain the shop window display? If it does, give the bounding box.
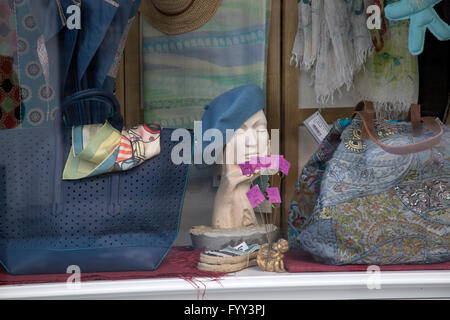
[0,0,448,301]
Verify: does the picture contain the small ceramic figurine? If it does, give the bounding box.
[256,239,289,273]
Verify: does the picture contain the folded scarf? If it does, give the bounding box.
[142,0,271,129]
[63,123,161,180]
[291,0,374,104]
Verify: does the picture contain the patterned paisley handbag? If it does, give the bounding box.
[289,101,449,265]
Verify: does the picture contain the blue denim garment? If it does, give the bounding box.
[26,0,80,95]
[26,0,66,42]
[65,0,119,126]
[89,0,141,89]
[26,0,141,127]
[78,0,141,125]
[75,0,119,83]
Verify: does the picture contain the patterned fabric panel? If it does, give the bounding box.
[0,0,20,129]
[0,0,17,58]
[319,118,449,207]
[142,0,271,129]
[0,55,20,128]
[331,189,448,265]
[15,0,57,127]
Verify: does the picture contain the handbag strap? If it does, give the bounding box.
[355,101,375,139]
[356,101,423,139]
[353,101,444,155]
[61,89,124,132]
[408,104,423,137]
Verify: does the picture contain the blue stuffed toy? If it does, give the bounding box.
[385,0,450,55]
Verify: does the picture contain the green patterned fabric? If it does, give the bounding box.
[355,0,420,120]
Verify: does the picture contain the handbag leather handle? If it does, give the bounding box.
[355,101,423,139]
[61,89,124,131]
[353,103,444,155]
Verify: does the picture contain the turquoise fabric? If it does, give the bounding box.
[142,0,271,129]
[385,0,450,55]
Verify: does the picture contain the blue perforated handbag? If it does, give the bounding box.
[0,89,190,275]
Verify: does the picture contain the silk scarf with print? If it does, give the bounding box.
[63,122,161,180]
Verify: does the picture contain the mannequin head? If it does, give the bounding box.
[212,109,269,229]
[224,109,269,166]
[198,85,267,229]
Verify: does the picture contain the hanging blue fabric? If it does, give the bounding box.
[25,0,142,129]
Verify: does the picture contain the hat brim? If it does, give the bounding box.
[141,0,222,35]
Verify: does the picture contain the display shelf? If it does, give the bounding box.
[1,268,449,300]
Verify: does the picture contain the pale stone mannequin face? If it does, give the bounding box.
[212,110,269,229]
[224,110,269,165]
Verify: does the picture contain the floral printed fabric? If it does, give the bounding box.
[289,117,449,265]
[0,0,17,58]
[0,56,20,129]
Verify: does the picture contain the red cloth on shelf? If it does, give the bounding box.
[284,249,450,272]
[0,247,226,286]
[2,247,448,287]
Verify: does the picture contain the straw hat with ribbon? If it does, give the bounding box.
[141,0,222,35]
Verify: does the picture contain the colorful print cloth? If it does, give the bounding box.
[63,122,161,180]
[142,0,271,129]
[289,118,449,265]
[0,56,20,129]
[0,0,21,129]
[355,0,420,120]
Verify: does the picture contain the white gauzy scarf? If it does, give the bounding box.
[291,0,374,104]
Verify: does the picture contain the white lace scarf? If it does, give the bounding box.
[291,0,374,105]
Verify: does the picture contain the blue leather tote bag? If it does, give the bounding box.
[0,89,190,275]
